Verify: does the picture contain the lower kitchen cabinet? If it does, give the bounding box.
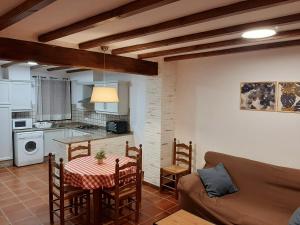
[44,129,90,156]
[44,129,65,156]
[0,105,12,161]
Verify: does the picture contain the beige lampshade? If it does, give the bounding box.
[90,87,119,103]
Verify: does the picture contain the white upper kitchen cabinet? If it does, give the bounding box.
[0,80,10,104]
[10,81,32,112]
[3,65,31,80]
[95,82,129,115]
[0,105,12,160]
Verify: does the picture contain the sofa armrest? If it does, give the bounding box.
[178,173,206,196]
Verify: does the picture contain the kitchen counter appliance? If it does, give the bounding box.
[14,131,44,166]
[12,118,33,130]
[106,120,128,134]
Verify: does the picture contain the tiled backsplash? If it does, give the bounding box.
[12,104,129,128]
[71,104,129,127]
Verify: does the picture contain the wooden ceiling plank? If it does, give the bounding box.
[38,0,179,42]
[164,39,300,62]
[66,68,91,73]
[0,38,158,76]
[0,0,55,31]
[138,29,300,59]
[79,0,295,49]
[112,12,300,55]
[47,66,71,71]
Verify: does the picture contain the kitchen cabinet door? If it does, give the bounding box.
[0,105,12,160]
[44,130,65,156]
[10,81,32,111]
[0,81,10,105]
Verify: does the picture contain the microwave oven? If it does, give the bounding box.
[12,118,33,130]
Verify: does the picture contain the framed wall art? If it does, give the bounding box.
[240,82,277,111]
[277,82,300,113]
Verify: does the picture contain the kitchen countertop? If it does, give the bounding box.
[13,122,132,144]
[13,122,81,133]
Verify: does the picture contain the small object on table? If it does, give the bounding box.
[95,150,106,165]
[154,209,214,225]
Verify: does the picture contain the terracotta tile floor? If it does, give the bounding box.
[0,163,180,225]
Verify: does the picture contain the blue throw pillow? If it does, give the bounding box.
[289,208,300,225]
[197,163,238,198]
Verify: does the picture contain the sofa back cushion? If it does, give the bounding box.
[198,163,238,197]
[289,208,300,225]
[204,151,300,211]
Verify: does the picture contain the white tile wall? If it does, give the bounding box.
[141,61,177,185]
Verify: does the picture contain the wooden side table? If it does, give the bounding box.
[154,210,214,225]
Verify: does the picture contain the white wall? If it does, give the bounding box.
[101,72,147,147]
[175,46,300,170]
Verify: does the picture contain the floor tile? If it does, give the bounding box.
[1,163,179,225]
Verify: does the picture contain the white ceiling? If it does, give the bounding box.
[0,0,300,59]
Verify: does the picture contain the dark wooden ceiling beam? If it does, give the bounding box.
[66,68,91,73]
[0,38,158,76]
[0,0,55,31]
[164,39,300,62]
[112,13,300,55]
[79,0,295,49]
[38,0,179,42]
[47,66,71,71]
[138,29,300,59]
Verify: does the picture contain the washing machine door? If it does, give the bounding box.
[24,140,38,154]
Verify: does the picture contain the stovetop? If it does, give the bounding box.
[76,124,100,130]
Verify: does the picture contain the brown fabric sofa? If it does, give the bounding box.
[178,151,300,225]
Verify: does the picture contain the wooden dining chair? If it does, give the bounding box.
[48,153,90,225]
[160,138,192,199]
[125,141,143,202]
[68,140,91,161]
[102,158,141,225]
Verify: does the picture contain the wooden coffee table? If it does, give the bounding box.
[154,210,214,225]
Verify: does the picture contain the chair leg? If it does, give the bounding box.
[135,196,140,223]
[175,175,179,200]
[160,168,163,192]
[115,198,119,225]
[74,197,79,216]
[69,199,73,214]
[49,195,54,224]
[86,193,90,225]
[60,197,65,225]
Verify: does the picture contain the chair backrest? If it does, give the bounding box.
[125,141,142,170]
[48,153,64,196]
[114,158,140,198]
[173,138,192,173]
[68,141,91,161]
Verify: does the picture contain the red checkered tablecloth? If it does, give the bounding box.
[64,155,135,189]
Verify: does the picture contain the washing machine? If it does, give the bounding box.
[14,131,44,167]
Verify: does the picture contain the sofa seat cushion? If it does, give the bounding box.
[214,194,291,225]
[178,173,293,225]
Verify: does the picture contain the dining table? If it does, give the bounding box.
[64,154,135,225]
